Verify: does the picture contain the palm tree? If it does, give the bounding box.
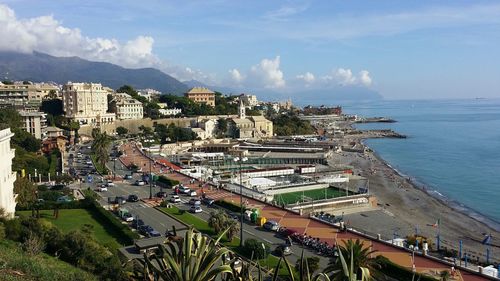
[91,130,111,172]
[208,210,240,242]
[139,228,233,281]
[325,239,377,281]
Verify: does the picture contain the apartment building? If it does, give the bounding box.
[0,128,17,218]
[19,111,47,139]
[114,93,144,120]
[62,82,115,125]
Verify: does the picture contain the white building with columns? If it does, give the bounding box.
[0,128,17,218]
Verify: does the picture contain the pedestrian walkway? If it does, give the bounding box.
[118,142,486,281]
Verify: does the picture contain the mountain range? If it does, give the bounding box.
[0,51,188,94]
[0,51,383,102]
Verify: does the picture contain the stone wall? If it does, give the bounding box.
[78,117,195,136]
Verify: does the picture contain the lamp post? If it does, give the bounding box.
[234,153,248,247]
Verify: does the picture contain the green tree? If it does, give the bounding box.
[295,256,320,275]
[208,210,240,242]
[41,99,64,116]
[13,176,37,210]
[91,130,111,172]
[217,118,228,137]
[116,126,128,136]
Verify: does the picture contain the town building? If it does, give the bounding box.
[240,94,259,107]
[62,82,115,125]
[190,119,217,140]
[0,82,59,104]
[157,103,182,116]
[185,87,216,107]
[138,88,161,101]
[45,126,64,138]
[0,128,17,218]
[114,93,144,120]
[227,100,273,139]
[19,111,47,139]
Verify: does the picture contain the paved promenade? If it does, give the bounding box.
[119,142,491,281]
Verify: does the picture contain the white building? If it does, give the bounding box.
[0,128,17,218]
[240,94,259,107]
[159,108,182,116]
[19,111,47,139]
[62,82,115,125]
[114,93,144,120]
[138,88,161,101]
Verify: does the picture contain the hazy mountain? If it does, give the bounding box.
[183,79,239,95]
[0,51,188,94]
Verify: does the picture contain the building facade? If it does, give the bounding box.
[185,87,216,106]
[240,94,259,107]
[114,93,144,120]
[62,82,115,125]
[0,128,17,218]
[19,111,47,139]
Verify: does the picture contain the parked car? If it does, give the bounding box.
[178,186,190,194]
[124,174,133,180]
[131,219,144,228]
[189,199,201,205]
[139,225,154,236]
[274,244,292,256]
[263,220,280,231]
[135,180,145,186]
[127,194,139,202]
[106,182,115,187]
[148,230,162,237]
[156,191,167,198]
[56,196,72,203]
[202,197,215,206]
[98,185,108,192]
[122,213,134,222]
[170,195,181,203]
[113,196,126,205]
[188,191,197,197]
[190,206,202,213]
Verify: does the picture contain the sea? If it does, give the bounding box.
[341,99,500,231]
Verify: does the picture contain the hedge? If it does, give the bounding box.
[83,198,139,244]
[375,256,439,281]
[157,175,180,188]
[214,200,247,213]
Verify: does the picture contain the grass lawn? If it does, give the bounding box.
[157,206,295,277]
[17,209,124,249]
[275,187,349,205]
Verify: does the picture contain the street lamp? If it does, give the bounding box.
[233,153,248,247]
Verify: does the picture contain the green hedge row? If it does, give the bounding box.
[157,175,180,188]
[84,198,139,244]
[375,256,438,281]
[214,200,246,213]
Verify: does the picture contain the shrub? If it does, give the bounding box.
[375,255,438,281]
[243,238,271,259]
[157,175,180,188]
[215,200,246,213]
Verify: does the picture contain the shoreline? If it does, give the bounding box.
[334,121,500,261]
[363,140,500,233]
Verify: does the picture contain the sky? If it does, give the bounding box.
[1,0,500,100]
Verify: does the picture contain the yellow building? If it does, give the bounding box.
[184,87,216,107]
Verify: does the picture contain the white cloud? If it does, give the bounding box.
[249,56,285,88]
[0,4,161,68]
[296,72,315,83]
[334,68,356,85]
[229,68,244,83]
[359,70,372,86]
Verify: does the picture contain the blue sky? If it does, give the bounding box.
[1,0,500,99]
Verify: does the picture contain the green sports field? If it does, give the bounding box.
[274,187,349,205]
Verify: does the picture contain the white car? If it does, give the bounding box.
[190,206,202,213]
[179,186,190,194]
[188,191,197,197]
[122,213,134,222]
[135,180,145,186]
[98,185,108,192]
[106,182,115,187]
[170,195,181,203]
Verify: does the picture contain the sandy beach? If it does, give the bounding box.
[333,135,500,264]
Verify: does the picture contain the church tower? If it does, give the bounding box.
[239,98,246,119]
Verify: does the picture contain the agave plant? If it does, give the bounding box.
[325,239,376,281]
[140,227,234,281]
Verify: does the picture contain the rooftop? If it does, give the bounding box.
[186,87,215,94]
